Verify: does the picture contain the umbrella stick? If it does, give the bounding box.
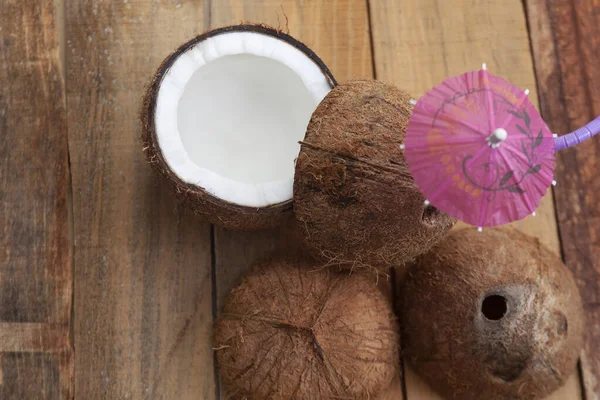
[554,116,600,151]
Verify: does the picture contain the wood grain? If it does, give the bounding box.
[368,0,581,398]
[0,1,72,399]
[0,323,68,353]
[65,1,215,399]
[0,353,63,399]
[525,0,600,398]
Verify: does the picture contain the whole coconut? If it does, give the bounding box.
[400,228,584,400]
[215,255,399,399]
[293,80,455,273]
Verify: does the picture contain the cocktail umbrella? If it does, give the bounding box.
[404,65,600,229]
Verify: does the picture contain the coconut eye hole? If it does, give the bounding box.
[422,204,440,224]
[482,295,508,320]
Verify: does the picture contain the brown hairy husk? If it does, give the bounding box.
[214,255,400,399]
[400,227,584,400]
[293,80,455,273]
[141,24,336,230]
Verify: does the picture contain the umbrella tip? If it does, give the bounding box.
[424,200,430,206]
[477,227,483,232]
[400,144,406,150]
[482,63,487,70]
[410,98,417,105]
[524,89,530,95]
[553,133,558,138]
[487,128,508,148]
[552,180,557,186]
[532,211,536,217]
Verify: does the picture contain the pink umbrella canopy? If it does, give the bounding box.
[405,67,555,227]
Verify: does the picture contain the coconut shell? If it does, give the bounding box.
[214,255,399,399]
[293,80,455,273]
[400,228,584,400]
[141,24,336,230]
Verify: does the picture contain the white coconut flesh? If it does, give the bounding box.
[155,31,332,208]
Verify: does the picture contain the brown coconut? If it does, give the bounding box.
[293,80,455,273]
[214,255,399,399]
[141,25,336,230]
[400,228,584,400]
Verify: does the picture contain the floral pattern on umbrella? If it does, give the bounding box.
[405,68,555,227]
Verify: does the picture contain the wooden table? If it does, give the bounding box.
[1,1,598,399]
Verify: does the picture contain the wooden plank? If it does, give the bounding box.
[208,1,407,399]
[525,0,600,398]
[208,0,374,82]
[0,0,71,328]
[0,353,62,400]
[0,323,68,353]
[65,2,216,399]
[368,0,582,399]
[0,0,72,398]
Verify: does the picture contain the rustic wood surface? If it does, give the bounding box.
[0,0,72,399]
[65,1,214,399]
[525,0,600,399]
[0,0,597,399]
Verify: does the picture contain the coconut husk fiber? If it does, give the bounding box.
[400,227,584,400]
[293,80,455,274]
[214,255,400,399]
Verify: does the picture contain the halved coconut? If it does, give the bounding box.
[142,25,335,230]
